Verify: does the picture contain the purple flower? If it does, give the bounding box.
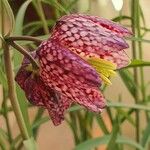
[16,14,131,125]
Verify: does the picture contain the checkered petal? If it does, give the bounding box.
[37,39,105,112]
[15,53,72,125]
[51,14,131,68]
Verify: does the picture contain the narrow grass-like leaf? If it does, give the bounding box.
[116,108,135,126]
[107,101,150,112]
[112,16,132,22]
[32,117,49,130]
[65,0,79,12]
[141,119,150,148]
[119,69,137,97]
[14,0,32,35]
[75,135,110,150]
[23,20,54,31]
[43,0,69,15]
[124,59,150,69]
[16,85,32,136]
[75,135,145,150]
[96,115,109,134]
[32,108,45,138]
[139,6,146,27]
[0,67,7,90]
[2,0,15,35]
[107,114,120,150]
[0,128,8,141]
[68,105,82,112]
[127,37,150,43]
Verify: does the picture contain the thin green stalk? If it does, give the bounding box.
[2,40,30,140]
[0,133,7,150]
[32,108,45,139]
[136,1,148,123]
[131,0,140,143]
[136,0,146,101]
[0,2,13,148]
[33,0,49,34]
[2,94,13,145]
[67,112,80,144]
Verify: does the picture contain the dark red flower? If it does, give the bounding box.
[15,53,72,125]
[16,14,131,125]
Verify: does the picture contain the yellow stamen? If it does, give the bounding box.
[87,57,117,85]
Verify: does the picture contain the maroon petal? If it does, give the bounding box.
[24,74,72,125]
[37,40,106,112]
[15,52,72,125]
[51,14,131,54]
[50,14,131,69]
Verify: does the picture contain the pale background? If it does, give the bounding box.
[0,0,150,150]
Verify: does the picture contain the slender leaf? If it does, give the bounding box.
[119,69,137,97]
[0,67,7,90]
[112,15,132,22]
[107,119,119,150]
[14,0,32,35]
[107,101,150,112]
[96,115,109,134]
[127,37,150,43]
[75,135,145,150]
[2,0,15,35]
[139,6,146,27]
[141,119,150,148]
[32,117,49,130]
[42,0,69,15]
[16,85,32,136]
[124,59,150,69]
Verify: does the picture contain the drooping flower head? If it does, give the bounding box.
[16,14,132,125]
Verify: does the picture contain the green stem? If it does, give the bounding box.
[2,40,30,140]
[131,0,140,143]
[9,41,39,70]
[136,1,148,123]
[33,0,49,34]
[32,108,45,139]
[0,133,7,150]
[1,1,13,148]
[2,96,13,144]
[6,36,42,43]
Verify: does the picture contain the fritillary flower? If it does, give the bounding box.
[15,52,72,125]
[16,14,131,125]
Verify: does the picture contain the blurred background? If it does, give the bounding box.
[0,0,150,150]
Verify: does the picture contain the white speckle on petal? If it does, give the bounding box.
[71,27,78,33]
[61,24,68,31]
[58,53,63,60]
[74,34,80,39]
[46,54,53,61]
[68,37,75,42]
[80,31,88,37]
[42,58,47,64]
[66,31,72,36]
[77,40,83,46]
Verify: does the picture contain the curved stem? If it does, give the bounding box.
[2,40,30,140]
[6,36,42,43]
[9,41,39,70]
